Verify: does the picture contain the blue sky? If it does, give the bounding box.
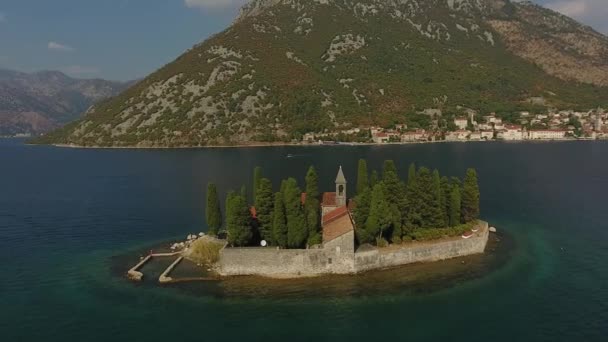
[0,0,605,81]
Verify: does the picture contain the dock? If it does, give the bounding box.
[126,252,181,282]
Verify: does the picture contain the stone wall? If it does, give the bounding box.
[218,230,355,277]
[355,221,489,272]
[217,222,489,277]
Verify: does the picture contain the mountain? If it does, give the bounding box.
[0,69,129,136]
[36,0,608,147]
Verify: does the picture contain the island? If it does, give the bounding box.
[127,160,492,281]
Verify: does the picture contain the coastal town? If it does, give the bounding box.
[302,108,608,144]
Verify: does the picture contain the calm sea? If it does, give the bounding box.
[1,138,607,341]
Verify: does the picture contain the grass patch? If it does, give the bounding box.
[188,237,224,265]
[409,221,477,242]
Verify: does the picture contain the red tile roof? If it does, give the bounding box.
[322,205,349,225]
[322,206,354,242]
[322,192,336,206]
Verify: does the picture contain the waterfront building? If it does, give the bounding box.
[454,117,468,130]
[527,130,567,140]
[498,125,523,140]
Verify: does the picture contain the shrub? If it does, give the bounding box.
[188,237,224,265]
[376,237,389,247]
[409,222,475,241]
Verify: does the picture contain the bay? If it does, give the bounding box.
[1,138,607,341]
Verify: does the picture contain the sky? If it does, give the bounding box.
[0,0,606,81]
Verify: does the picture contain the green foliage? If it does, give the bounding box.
[431,170,446,228]
[370,170,379,187]
[272,192,288,248]
[407,163,417,187]
[461,168,480,223]
[353,187,373,244]
[410,223,472,241]
[253,166,262,204]
[205,183,222,236]
[305,166,320,199]
[283,178,308,248]
[356,159,369,195]
[226,192,253,247]
[449,182,462,227]
[365,183,391,240]
[255,178,274,243]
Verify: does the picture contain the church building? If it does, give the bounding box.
[320,166,355,251]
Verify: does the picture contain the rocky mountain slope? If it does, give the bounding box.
[0,69,128,136]
[37,0,608,147]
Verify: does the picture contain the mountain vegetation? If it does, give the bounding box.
[35,0,608,146]
[0,69,128,136]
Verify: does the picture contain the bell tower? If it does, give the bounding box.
[335,166,347,207]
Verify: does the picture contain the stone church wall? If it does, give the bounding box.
[217,222,489,277]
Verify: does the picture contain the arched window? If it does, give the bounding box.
[338,184,344,195]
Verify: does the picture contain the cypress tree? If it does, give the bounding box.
[353,187,372,243]
[382,160,400,203]
[283,178,307,248]
[409,167,437,228]
[305,166,320,198]
[305,166,321,244]
[407,163,417,187]
[205,183,222,236]
[365,183,391,243]
[449,183,462,227]
[226,192,253,246]
[440,176,450,226]
[370,170,379,187]
[462,168,480,222]
[252,166,262,204]
[255,178,274,243]
[430,170,445,228]
[356,159,369,195]
[272,192,288,248]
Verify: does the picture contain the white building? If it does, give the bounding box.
[372,132,389,144]
[527,130,567,140]
[445,130,469,141]
[454,117,468,130]
[497,125,523,140]
[401,130,426,142]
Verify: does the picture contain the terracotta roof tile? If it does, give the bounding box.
[322,192,336,206]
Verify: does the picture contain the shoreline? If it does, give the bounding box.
[23,137,608,150]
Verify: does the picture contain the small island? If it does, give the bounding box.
[129,160,491,280]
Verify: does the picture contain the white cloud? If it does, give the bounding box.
[543,0,608,34]
[48,41,75,52]
[184,0,248,10]
[59,65,100,76]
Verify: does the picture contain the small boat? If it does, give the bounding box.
[287,154,295,158]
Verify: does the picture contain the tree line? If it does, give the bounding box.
[205,166,322,248]
[352,159,480,245]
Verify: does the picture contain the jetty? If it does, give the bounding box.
[126,252,181,282]
[159,256,183,284]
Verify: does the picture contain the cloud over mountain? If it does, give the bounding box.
[48,41,74,52]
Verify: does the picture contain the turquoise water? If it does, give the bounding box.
[1,139,607,341]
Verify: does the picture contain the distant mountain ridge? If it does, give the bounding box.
[0,69,129,136]
[36,0,608,147]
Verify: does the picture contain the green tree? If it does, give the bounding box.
[205,183,222,236]
[407,163,417,187]
[365,183,391,243]
[283,178,307,248]
[431,170,446,228]
[255,178,274,243]
[440,176,451,226]
[370,170,379,187]
[353,187,372,243]
[356,159,369,194]
[272,192,288,248]
[252,166,262,203]
[408,167,441,228]
[226,192,253,246]
[462,168,480,222]
[304,166,321,244]
[449,182,462,227]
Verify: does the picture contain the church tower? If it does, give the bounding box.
[335,166,347,207]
